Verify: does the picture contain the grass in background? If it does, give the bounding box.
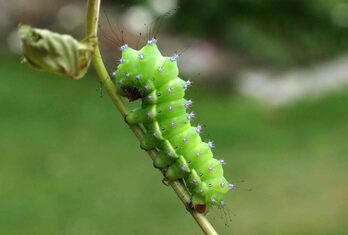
[1,54,347,235]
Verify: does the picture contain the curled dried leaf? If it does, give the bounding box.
[18,24,96,79]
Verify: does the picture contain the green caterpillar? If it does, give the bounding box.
[113,38,233,213]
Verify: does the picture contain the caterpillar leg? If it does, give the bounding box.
[126,106,156,124]
[141,121,167,150]
[140,131,158,150]
[154,151,174,169]
[186,199,207,214]
[161,178,170,186]
[186,201,195,212]
[165,155,190,180]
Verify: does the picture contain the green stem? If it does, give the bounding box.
[86,1,218,234]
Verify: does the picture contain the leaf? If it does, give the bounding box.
[18,24,96,79]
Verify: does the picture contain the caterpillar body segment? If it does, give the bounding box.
[114,39,232,212]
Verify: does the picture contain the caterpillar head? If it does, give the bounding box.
[120,85,142,102]
[114,39,179,101]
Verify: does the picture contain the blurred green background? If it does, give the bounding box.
[1,0,348,234]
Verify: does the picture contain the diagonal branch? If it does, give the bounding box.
[86,1,218,234]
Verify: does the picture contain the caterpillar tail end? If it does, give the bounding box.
[186,199,208,214]
[195,204,208,214]
[191,197,208,214]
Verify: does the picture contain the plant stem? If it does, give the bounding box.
[86,1,218,234]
